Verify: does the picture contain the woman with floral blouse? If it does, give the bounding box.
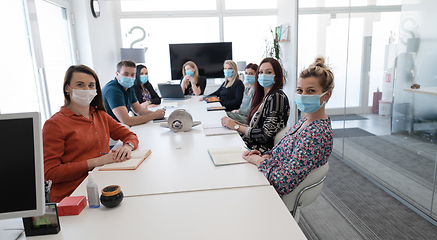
[242,57,334,196]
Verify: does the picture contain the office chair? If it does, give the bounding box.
[281,162,329,220]
[274,123,291,145]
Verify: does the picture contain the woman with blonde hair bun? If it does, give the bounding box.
[242,56,334,197]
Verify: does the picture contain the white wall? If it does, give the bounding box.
[277,0,298,124]
[71,1,120,87]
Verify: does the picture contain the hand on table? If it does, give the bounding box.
[221,116,238,130]
[111,146,132,162]
[242,150,265,167]
[95,147,131,168]
[153,108,166,119]
[243,149,261,156]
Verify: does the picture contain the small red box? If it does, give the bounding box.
[57,196,87,216]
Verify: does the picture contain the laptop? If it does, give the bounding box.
[158,84,188,100]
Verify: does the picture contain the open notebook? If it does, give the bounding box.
[99,149,151,171]
[207,146,247,166]
[203,124,238,136]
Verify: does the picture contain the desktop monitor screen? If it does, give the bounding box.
[169,42,233,80]
[0,112,45,220]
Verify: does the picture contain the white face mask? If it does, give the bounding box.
[70,88,97,107]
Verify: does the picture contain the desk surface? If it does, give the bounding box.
[72,96,269,197]
[18,186,305,240]
[403,86,437,96]
[28,96,307,240]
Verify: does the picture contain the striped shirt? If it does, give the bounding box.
[242,89,290,154]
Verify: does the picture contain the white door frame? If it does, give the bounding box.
[25,0,77,120]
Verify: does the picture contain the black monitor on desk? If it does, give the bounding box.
[0,112,45,220]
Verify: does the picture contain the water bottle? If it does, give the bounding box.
[86,172,100,208]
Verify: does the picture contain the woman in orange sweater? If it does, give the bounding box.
[43,65,139,202]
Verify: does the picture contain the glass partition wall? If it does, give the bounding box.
[298,0,437,221]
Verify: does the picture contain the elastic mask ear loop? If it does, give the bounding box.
[320,91,328,107]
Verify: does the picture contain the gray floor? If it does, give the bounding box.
[331,113,391,136]
[330,113,437,220]
[299,154,437,240]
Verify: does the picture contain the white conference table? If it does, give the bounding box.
[72,96,270,197]
[15,186,306,240]
[7,96,307,240]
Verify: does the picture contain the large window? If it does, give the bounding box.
[0,1,40,114]
[225,0,277,10]
[120,0,216,12]
[1,0,76,121]
[224,16,277,65]
[300,0,402,8]
[120,17,220,82]
[117,0,277,85]
[34,0,75,115]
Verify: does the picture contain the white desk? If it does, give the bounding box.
[6,96,306,240]
[18,186,305,240]
[403,86,437,96]
[72,96,269,197]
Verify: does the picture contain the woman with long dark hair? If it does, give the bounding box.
[221,58,290,154]
[43,65,139,202]
[133,64,161,108]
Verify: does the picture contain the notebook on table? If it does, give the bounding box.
[203,124,238,136]
[204,96,220,103]
[207,146,247,166]
[99,149,152,171]
[158,84,187,100]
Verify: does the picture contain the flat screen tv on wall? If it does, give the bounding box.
[169,42,232,80]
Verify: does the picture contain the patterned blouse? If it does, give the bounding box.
[258,116,333,196]
[141,88,152,102]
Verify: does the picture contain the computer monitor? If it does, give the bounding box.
[0,112,45,220]
[169,42,233,80]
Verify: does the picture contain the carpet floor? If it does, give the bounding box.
[298,154,437,240]
[333,133,437,215]
[330,114,369,121]
[332,128,376,138]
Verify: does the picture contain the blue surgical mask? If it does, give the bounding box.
[258,74,275,88]
[294,91,328,113]
[140,75,149,84]
[244,75,256,84]
[119,76,135,88]
[186,69,194,77]
[223,69,233,78]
